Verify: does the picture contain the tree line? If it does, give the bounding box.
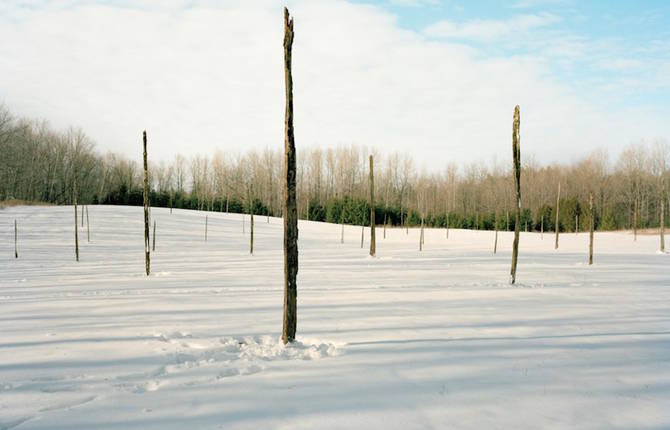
[1,103,668,232]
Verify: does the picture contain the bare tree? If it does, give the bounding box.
[282,7,298,345]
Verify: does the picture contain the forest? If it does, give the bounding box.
[1,103,668,232]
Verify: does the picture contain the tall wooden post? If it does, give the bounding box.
[86,206,90,242]
[369,155,376,257]
[249,186,254,255]
[589,193,594,265]
[142,131,150,276]
[661,181,665,253]
[510,105,521,285]
[554,181,561,250]
[74,177,79,262]
[14,219,18,259]
[282,7,298,345]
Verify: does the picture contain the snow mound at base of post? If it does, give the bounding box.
[222,335,342,361]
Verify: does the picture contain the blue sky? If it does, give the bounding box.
[356,0,670,110]
[0,0,668,169]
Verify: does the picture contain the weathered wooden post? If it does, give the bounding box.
[419,215,424,251]
[142,131,150,276]
[152,220,156,251]
[14,219,18,259]
[661,181,666,253]
[494,214,498,254]
[554,181,561,250]
[633,197,638,241]
[510,105,521,284]
[86,205,90,242]
[249,186,254,255]
[369,155,376,257]
[282,7,298,345]
[74,177,79,262]
[589,193,594,265]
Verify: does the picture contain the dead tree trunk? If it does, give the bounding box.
[554,181,560,250]
[14,219,18,259]
[282,7,298,345]
[510,105,521,284]
[369,155,376,257]
[661,181,666,253]
[86,206,90,243]
[74,177,79,262]
[142,131,150,276]
[589,193,594,265]
[152,220,156,251]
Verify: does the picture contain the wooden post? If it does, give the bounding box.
[510,105,521,284]
[554,181,560,250]
[86,206,90,243]
[249,186,254,255]
[419,215,424,251]
[661,181,665,253]
[494,213,498,254]
[633,197,638,241]
[446,211,449,239]
[360,225,364,248]
[282,7,298,345]
[142,131,150,276]
[14,219,18,259]
[589,193,594,265]
[74,177,79,262]
[369,155,376,257]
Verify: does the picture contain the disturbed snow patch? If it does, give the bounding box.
[222,335,341,361]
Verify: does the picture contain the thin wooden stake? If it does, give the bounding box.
[74,177,79,262]
[152,220,156,251]
[14,219,18,259]
[589,193,594,265]
[369,155,376,257]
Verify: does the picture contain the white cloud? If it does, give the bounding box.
[0,0,667,171]
[423,13,561,41]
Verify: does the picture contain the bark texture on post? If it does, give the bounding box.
[282,7,298,345]
[142,131,150,276]
[152,220,156,251]
[554,181,561,249]
[74,177,79,262]
[369,155,376,257]
[661,181,665,253]
[589,193,594,265]
[14,219,18,259]
[510,105,521,285]
[86,206,90,242]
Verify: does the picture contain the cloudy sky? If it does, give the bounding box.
[1,0,668,169]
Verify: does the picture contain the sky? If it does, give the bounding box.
[0,0,668,170]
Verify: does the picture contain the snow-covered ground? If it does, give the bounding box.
[1,205,669,429]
